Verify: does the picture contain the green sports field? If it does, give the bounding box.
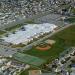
[20,25,75,75]
[13,52,46,66]
[23,25,75,62]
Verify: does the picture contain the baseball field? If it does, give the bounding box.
[24,25,75,62]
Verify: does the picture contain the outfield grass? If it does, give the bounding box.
[24,25,75,62]
[53,25,75,46]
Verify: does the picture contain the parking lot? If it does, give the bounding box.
[0,45,17,57]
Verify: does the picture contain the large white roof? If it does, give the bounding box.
[2,23,57,45]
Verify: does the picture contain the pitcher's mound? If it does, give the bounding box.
[35,43,51,51]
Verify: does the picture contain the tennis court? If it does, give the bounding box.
[13,52,46,66]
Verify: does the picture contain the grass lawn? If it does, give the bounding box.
[71,7,75,15]
[0,30,6,35]
[5,24,22,31]
[65,17,75,23]
[11,44,26,48]
[23,25,75,62]
[5,20,34,31]
[20,70,28,75]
